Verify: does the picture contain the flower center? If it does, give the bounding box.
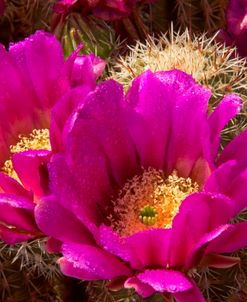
[2,129,51,180]
[109,168,199,236]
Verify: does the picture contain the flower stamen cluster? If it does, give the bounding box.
[2,129,50,180]
[110,168,199,236]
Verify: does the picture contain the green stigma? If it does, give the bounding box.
[139,205,157,226]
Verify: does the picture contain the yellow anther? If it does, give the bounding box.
[2,129,51,180]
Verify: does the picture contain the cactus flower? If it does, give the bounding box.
[0,30,105,244]
[35,70,247,301]
[54,0,142,20]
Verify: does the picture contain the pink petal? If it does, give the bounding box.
[0,45,36,163]
[35,195,94,245]
[200,254,240,269]
[69,80,139,185]
[9,30,67,110]
[63,45,105,88]
[0,172,31,199]
[0,225,36,244]
[0,30,71,164]
[218,129,247,166]
[138,269,192,293]
[50,86,92,152]
[98,225,131,263]
[206,221,247,254]
[61,242,132,279]
[169,193,235,267]
[49,152,110,231]
[58,257,101,280]
[124,277,155,298]
[125,229,171,270]
[126,70,212,176]
[204,160,247,213]
[186,224,232,269]
[12,150,51,199]
[0,194,38,233]
[70,54,105,88]
[173,282,206,302]
[99,226,171,270]
[208,94,241,158]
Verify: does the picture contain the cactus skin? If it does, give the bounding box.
[52,13,120,58]
[0,0,55,46]
[0,0,228,48]
[0,239,67,302]
[149,0,228,34]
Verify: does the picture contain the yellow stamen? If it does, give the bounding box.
[2,129,51,180]
[10,129,51,153]
[109,168,199,236]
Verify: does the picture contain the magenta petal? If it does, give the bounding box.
[126,70,211,175]
[173,282,206,302]
[204,160,247,213]
[218,129,247,166]
[0,193,37,232]
[70,54,105,88]
[208,94,241,158]
[201,254,240,269]
[0,45,36,163]
[63,46,105,88]
[58,257,101,280]
[0,172,31,199]
[0,225,35,244]
[61,243,132,279]
[204,160,237,193]
[124,277,155,298]
[50,86,92,152]
[12,150,51,198]
[98,225,131,262]
[46,237,62,253]
[138,269,192,293]
[186,224,232,269]
[206,221,247,254]
[0,30,72,165]
[69,80,139,185]
[126,70,172,169]
[9,30,66,109]
[125,229,171,270]
[49,154,109,231]
[35,195,94,245]
[99,226,171,270]
[169,193,235,267]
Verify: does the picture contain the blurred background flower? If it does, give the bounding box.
[220,0,247,58]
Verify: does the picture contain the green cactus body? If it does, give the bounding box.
[52,13,120,59]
